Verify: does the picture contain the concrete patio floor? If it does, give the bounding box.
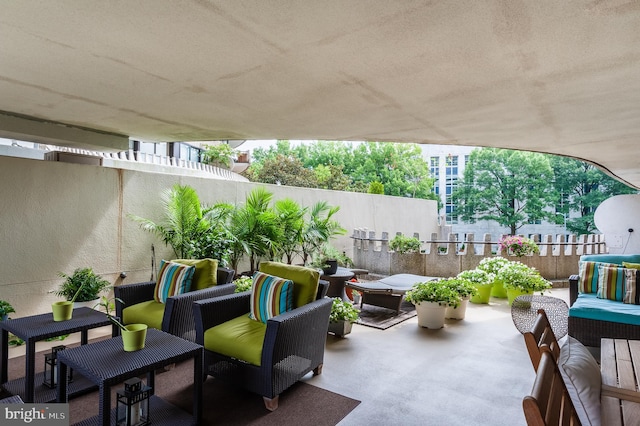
[310,287,571,426]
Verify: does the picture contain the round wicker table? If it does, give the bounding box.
[510,295,569,339]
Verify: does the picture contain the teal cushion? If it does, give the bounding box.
[203,314,266,366]
[249,271,293,323]
[154,260,195,303]
[122,300,165,330]
[569,293,640,325]
[580,254,640,265]
[258,261,319,308]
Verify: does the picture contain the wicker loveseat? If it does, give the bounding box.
[568,254,640,347]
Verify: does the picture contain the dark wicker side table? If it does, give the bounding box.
[511,295,569,339]
[56,328,203,426]
[322,267,355,299]
[0,307,115,402]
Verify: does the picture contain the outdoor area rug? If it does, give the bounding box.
[4,342,361,426]
[356,300,417,330]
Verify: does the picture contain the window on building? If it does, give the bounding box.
[179,143,201,162]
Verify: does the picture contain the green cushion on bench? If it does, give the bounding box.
[569,293,640,326]
[122,300,165,330]
[203,314,266,366]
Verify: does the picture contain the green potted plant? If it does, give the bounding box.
[441,277,478,320]
[477,256,511,298]
[328,298,359,337]
[389,234,421,254]
[457,269,493,304]
[94,296,148,352]
[499,235,540,258]
[55,267,111,306]
[233,276,253,293]
[405,280,461,329]
[497,262,552,305]
[0,300,15,321]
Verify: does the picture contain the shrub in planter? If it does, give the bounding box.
[328,298,359,337]
[405,280,461,329]
[497,261,551,305]
[389,234,421,254]
[440,277,478,320]
[499,235,540,257]
[477,256,511,298]
[457,269,492,304]
[55,268,111,303]
[0,300,15,321]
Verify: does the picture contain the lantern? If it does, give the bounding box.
[116,378,151,426]
[43,345,73,388]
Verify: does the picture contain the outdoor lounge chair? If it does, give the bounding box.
[346,273,439,313]
[193,261,332,411]
[115,260,235,342]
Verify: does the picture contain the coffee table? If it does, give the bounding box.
[56,328,203,426]
[511,295,569,339]
[0,307,115,402]
[322,267,355,300]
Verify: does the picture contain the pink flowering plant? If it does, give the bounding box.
[499,235,539,257]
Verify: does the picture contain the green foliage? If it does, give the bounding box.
[94,295,127,331]
[368,181,384,194]
[439,277,478,299]
[329,298,360,323]
[453,148,556,235]
[311,244,353,268]
[497,262,551,293]
[273,198,306,264]
[200,143,235,168]
[55,268,111,302]
[244,154,318,187]
[405,280,461,307]
[0,300,15,318]
[233,276,253,293]
[300,201,346,265]
[389,234,421,253]
[476,256,511,277]
[315,164,353,191]
[456,269,492,287]
[499,235,539,257]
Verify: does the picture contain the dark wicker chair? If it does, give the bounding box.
[193,264,331,411]
[115,267,235,341]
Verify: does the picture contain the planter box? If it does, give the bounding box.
[328,320,353,337]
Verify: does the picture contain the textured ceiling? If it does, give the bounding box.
[1,1,640,186]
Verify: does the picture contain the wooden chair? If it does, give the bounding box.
[523,349,582,426]
[523,309,561,371]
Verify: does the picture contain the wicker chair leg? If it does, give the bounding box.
[313,363,323,375]
[263,395,279,411]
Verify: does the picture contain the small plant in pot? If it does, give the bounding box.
[441,277,478,320]
[56,267,111,305]
[457,269,492,304]
[405,281,461,329]
[477,256,511,298]
[328,298,359,337]
[0,300,15,321]
[95,296,148,352]
[389,234,421,254]
[496,262,551,305]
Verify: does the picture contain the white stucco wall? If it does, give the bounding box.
[0,156,438,317]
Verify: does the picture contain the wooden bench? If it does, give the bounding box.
[600,338,640,426]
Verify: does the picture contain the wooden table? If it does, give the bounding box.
[601,338,640,426]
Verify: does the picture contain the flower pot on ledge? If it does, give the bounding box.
[328,320,353,337]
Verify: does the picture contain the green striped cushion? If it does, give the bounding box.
[624,269,640,305]
[153,260,195,303]
[578,261,616,293]
[596,265,628,302]
[249,272,293,323]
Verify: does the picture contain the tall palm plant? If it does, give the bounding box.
[274,198,306,264]
[129,184,210,259]
[301,201,346,265]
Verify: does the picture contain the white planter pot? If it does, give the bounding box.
[415,301,447,329]
[445,296,469,320]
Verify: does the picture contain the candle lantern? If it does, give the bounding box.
[43,345,73,388]
[116,378,151,426]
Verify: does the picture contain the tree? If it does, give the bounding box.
[453,148,556,235]
[550,155,637,235]
[273,198,306,264]
[243,154,318,188]
[300,201,346,265]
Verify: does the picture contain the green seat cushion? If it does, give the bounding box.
[173,258,219,290]
[258,261,319,308]
[204,314,266,366]
[122,300,165,330]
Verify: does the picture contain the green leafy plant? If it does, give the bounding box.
[0,300,15,319]
[405,280,461,308]
[310,244,353,269]
[456,269,492,287]
[389,234,421,254]
[233,276,253,293]
[329,298,359,323]
[476,256,511,278]
[368,181,384,194]
[200,143,236,168]
[499,235,540,257]
[440,277,478,299]
[497,262,552,293]
[94,296,127,331]
[55,268,111,302]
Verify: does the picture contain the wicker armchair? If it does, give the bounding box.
[193,262,331,411]
[115,267,235,341]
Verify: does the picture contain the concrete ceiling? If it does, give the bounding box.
[1,1,640,186]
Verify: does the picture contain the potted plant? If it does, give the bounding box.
[95,296,148,352]
[0,300,15,321]
[457,269,493,304]
[405,280,460,329]
[233,276,253,293]
[441,277,478,320]
[328,298,359,337]
[496,262,552,305]
[477,256,511,298]
[389,234,421,254]
[499,235,540,258]
[55,267,111,307]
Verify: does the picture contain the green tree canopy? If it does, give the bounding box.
[453,148,556,235]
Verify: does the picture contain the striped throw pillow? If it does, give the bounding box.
[624,269,640,305]
[249,271,293,323]
[153,260,195,303]
[596,265,628,302]
[578,261,617,293]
